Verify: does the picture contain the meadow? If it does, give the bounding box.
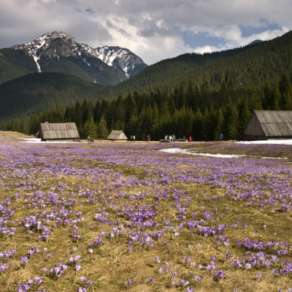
[0,140,291,291]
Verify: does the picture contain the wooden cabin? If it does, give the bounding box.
[107,130,128,141]
[245,110,292,139]
[39,122,80,141]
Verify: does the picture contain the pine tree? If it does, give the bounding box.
[192,109,203,140]
[96,116,109,139]
[279,75,292,109]
[238,99,251,137]
[224,104,239,140]
[214,109,224,140]
[84,116,97,139]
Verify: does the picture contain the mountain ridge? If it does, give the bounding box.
[1,30,292,121]
[0,31,147,85]
[0,72,102,119]
[112,30,292,94]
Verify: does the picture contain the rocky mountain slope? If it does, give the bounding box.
[0,31,147,85]
[2,30,292,122]
[95,46,146,78]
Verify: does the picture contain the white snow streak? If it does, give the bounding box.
[159,148,245,158]
[32,55,42,73]
[21,138,79,144]
[237,139,292,145]
[159,148,288,160]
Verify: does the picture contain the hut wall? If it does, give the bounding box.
[244,115,265,138]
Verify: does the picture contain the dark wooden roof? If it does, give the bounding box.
[245,110,292,137]
[40,122,80,140]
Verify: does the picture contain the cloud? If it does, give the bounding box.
[0,0,292,63]
[194,46,222,55]
[191,25,289,54]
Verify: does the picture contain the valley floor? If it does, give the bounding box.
[0,139,291,291]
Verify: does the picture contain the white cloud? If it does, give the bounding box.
[102,16,192,63]
[208,25,289,48]
[191,25,289,55]
[194,46,223,55]
[0,0,292,63]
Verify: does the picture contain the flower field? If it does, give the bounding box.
[0,141,291,291]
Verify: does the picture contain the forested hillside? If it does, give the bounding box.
[3,73,292,140]
[113,31,292,95]
[0,73,103,119]
[2,31,292,140]
[0,49,36,84]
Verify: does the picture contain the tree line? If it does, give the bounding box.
[3,74,292,140]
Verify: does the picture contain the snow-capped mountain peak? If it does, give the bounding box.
[14,31,77,73]
[95,46,146,78]
[14,32,147,78]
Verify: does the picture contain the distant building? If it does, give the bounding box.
[107,130,128,141]
[39,122,80,141]
[245,110,292,139]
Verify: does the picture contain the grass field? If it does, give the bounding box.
[0,140,291,291]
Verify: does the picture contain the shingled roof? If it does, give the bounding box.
[40,122,80,141]
[245,110,292,138]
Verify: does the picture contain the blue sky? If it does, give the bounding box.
[182,21,286,54]
[183,32,226,48]
[0,0,292,64]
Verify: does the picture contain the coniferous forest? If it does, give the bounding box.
[3,74,292,140]
[2,30,292,140]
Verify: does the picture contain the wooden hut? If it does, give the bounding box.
[244,110,292,139]
[39,122,80,141]
[107,130,128,141]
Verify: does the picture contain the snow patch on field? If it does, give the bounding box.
[237,139,292,145]
[21,138,79,144]
[160,148,245,159]
[160,148,288,160]
[160,148,188,154]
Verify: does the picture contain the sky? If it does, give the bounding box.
[1,0,292,64]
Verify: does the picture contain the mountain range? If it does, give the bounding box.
[1,30,292,120]
[0,31,147,86]
[115,31,292,94]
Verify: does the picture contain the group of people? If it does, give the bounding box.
[164,135,176,142]
[164,135,194,143]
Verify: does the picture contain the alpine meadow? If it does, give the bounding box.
[0,1,291,291]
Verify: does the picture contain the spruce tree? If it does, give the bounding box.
[84,116,97,139]
[224,104,239,140]
[238,99,251,137]
[96,116,109,139]
[214,109,224,140]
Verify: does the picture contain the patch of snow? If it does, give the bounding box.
[21,138,80,144]
[159,148,288,160]
[32,55,42,73]
[237,139,292,145]
[94,46,145,77]
[192,153,246,158]
[21,138,41,143]
[260,156,288,160]
[160,148,188,154]
[160,148,245,158]
[14,31,146,78]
